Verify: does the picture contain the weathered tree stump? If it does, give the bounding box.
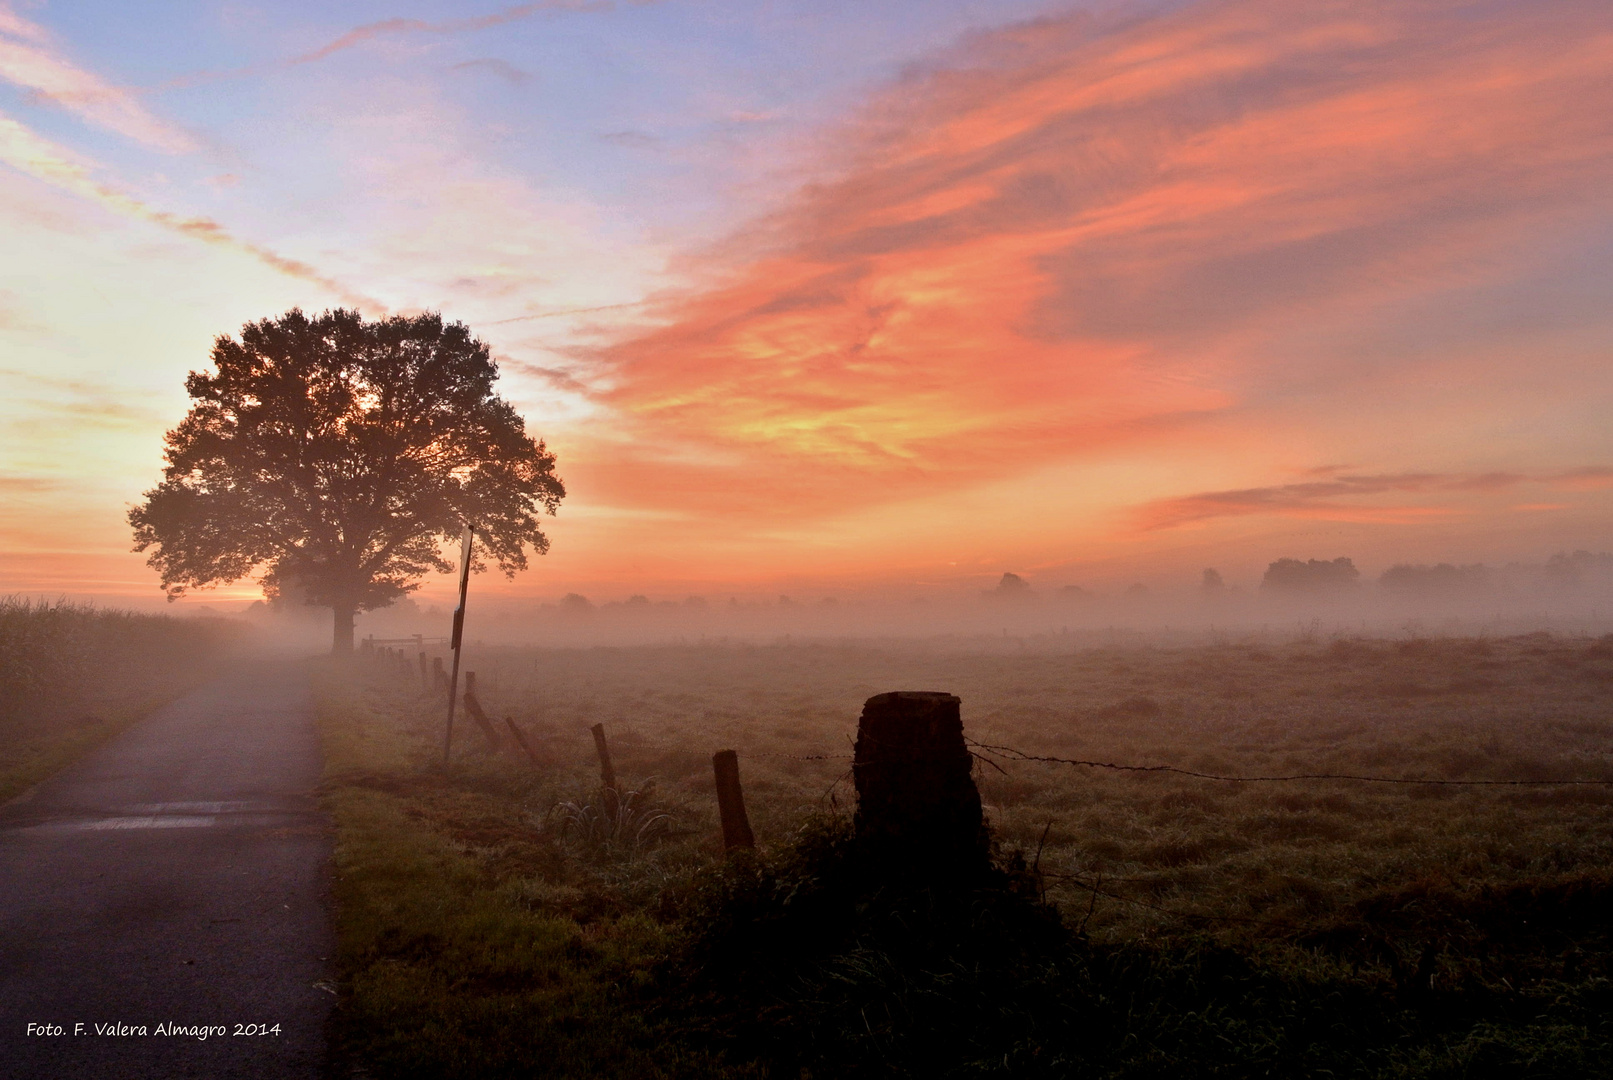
[853,691,987,870]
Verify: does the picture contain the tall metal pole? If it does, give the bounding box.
[442,524,475,763]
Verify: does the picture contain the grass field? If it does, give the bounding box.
[0,597,248,802]
[318,631,1613,1077]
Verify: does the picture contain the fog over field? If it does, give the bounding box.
[236,550,1613,652]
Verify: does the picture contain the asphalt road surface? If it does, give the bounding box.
[0,662,334,1079]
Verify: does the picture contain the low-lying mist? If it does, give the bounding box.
[239,551,1613,651]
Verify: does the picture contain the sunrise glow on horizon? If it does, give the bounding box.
[2,0,1611,611]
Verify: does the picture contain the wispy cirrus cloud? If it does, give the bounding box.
[1133,467,1613,530]
[0,367,168,428]
[0,474,65,494]
[584,0,1613,527]
[0,2,380,306]
[449,58,533,85]
[10,1,614,114]
[283,1,606,67]
[1550,467,1613,491]
[0,112,378,309]
[286,2,608,66]
[0,3,195,151]
[1132,472,1531,531]
[499,358,593,395]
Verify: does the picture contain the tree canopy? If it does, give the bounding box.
[129,308,564,651]
[1260,557,1359,593]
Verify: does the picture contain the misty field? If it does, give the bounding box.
[319,631,1613,1078]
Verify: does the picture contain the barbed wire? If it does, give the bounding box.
[1042,872,1313,931]
[518,728,854,763]
[967,739,1613,786]
[369,659,1610,784]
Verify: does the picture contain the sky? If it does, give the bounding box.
[1,0,1611,610]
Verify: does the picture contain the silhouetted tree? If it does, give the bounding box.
[988,572,1032,599]
[1544,550,1613,589]
[1261,557,1359,593]
[1201,567,1225,595]
[1379,562,1489,597]
[129,308,565,653]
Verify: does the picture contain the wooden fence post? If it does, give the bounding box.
[505,716,542,768]
[712,749,755,851]
[853,691,986,870]
[418,652,429,695]
[590,723,616,791]
[461,672,502,750]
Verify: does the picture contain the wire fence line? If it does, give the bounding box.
[1041,872,1313,932]
[372,657,1610,935]
[375,648,1612,786]
[598,730,1613,934]
[966,739,1613,786]
[606,735,854,762]
[472,721,1613,785]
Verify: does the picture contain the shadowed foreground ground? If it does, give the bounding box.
[0,662,333,1079]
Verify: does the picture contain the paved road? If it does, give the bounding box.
[0,662,334,1079]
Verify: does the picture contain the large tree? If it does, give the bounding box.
[130,308,565,652]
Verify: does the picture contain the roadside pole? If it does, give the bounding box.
[442,524,475,763]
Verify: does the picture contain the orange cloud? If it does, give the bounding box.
[1551,467,1613,491]
[0,367,168,428]
[587,0,1613,533]
[0,475,63,494]
[1131,472,1526,531]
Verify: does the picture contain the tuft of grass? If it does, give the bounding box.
[552,782,676,858]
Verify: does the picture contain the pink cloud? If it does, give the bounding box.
[286,2,610,67]
[0,4,196,151]
[1131,472,1536,531]
[1550,466,1613,491]
[583,0,1613,528]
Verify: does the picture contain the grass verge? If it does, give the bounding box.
[314,663,740,1079]
[315,638,1613,1078]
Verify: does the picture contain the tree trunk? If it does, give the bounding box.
[332,605,356,655]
